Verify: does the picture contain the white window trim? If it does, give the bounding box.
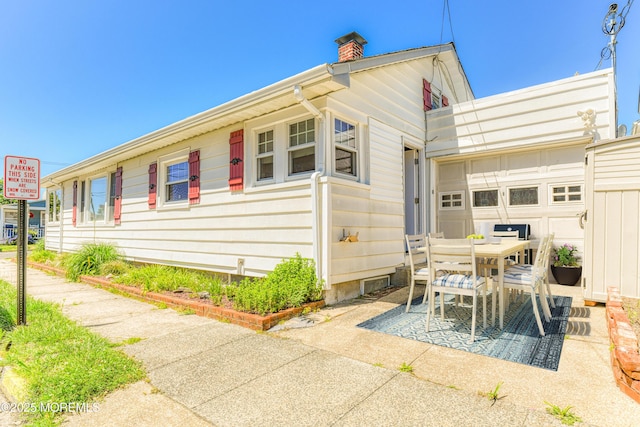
[333,116,359,180]
[256,128,275,184]
[507,185,540,207]
[287,117,316,178]
[157,149,190,210]
[431,85,442,110]
[549,183,583,204]
[439,191,465,210]
[47,188,62,224]
[83,173,113,225]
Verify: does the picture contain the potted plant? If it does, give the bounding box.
[550,243,582,286]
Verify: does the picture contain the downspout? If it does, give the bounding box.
[294,85,327,288]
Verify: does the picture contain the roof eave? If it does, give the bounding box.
[43,64,342,184]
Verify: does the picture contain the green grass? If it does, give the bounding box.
[398,362,413,373]
[0,244,36,252]
[114,264,225,296]
[0,280,145,426]
[479,382,504,405]
[544,401,583,425]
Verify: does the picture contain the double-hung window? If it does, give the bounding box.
[165,160,189,203]
[288,118,315,175]
[88,176,108,222]
[48,189,62,222]
[334,118,357,176]
[257,130,274,181]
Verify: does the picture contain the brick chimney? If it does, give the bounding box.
[335,32,367,62]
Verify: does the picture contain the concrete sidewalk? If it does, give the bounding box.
[0,259,637,426]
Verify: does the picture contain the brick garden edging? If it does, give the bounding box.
[606,286,640,404]
[26,262,325,331]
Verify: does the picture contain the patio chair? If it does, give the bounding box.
[500,234,553,336]
[404,234,430,313]
[425,237,487,343]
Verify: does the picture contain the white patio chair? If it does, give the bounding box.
[425,237,487,343]
[404,234,430,313]
[500,234,553,336]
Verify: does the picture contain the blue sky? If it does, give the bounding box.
[1,0,639,181]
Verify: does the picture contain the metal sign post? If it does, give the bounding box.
[16,200,27,325]
[4,155,41,326]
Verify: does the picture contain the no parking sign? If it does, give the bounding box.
[4,155,40,200]
[3,155,40,325]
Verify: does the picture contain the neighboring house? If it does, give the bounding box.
[41,32,613,304]
[1,200,46,242]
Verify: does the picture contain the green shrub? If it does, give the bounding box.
[231,253,323,315]
[64,242,122,281]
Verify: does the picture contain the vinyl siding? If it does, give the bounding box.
[585,135,640,301]
[47,125,314,277]
[426,69,614,157]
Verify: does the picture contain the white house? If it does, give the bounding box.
[42,33,613,303]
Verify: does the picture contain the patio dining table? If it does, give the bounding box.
[421,239,529,329]
[472,239,529,329]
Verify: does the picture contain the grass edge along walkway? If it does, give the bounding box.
[0,279,145,426]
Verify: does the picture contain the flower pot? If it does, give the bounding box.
[551,265,582,286]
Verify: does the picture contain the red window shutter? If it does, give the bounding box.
[72,180,77,226]
[229,130,244,191]
[423,79,432,111]
[114,166,123,224]
[442,95,449,107]
[188,150,200,205]
[148,163,157,209]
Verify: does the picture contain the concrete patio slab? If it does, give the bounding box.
[193,350,396,427]
[124,321,252,370]
[146,333,316,408]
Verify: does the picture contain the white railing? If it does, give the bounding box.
[2,226,45,243]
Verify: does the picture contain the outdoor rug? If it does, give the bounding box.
[357,294,572,371]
